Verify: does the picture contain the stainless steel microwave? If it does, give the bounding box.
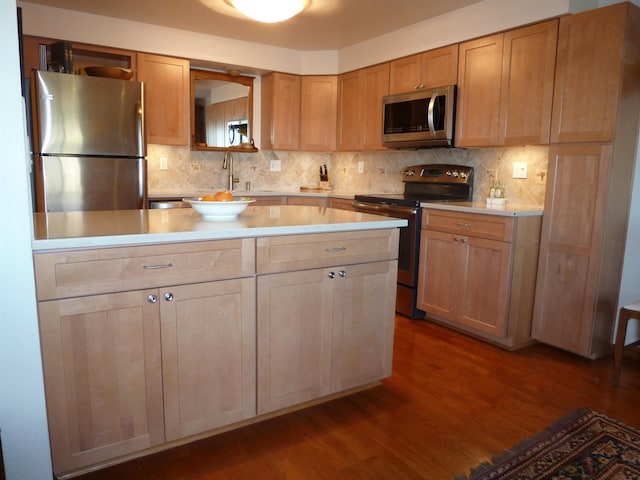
[382,85,456,149]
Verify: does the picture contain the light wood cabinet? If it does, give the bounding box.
[286,196,327,207]
[337,63,390,151]
[328,197,356,211]
[161,278,256,442]
[256,230,399,414]
[137,53,190,145]
[550,3,633,143]
[389,45,458,94]
[300,75,338,151]
[38,290,164,474]
[456,20,557,147]
[532,3,640,359]
[21,36,137,78]
[418,209,541,349]
[34,239,256,474]
[261,72,301,150]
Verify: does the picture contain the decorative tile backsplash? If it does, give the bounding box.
[147,144,548,205]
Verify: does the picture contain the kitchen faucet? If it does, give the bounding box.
[222,151,239,191]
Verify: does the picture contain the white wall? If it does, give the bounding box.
[0,3,53,480]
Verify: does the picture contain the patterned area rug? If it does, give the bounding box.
[457,408,640,479]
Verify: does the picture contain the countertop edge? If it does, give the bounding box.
[421,201,543,217]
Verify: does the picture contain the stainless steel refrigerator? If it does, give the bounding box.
[31,71,146,212]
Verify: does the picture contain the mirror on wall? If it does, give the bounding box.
[190,69,257,152]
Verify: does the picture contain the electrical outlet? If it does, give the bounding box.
[513,162,527,179]
[270,159,281,172]
[159,156,168,171]
[357,161,364,174]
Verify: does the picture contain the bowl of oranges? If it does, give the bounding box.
[184,190,255,220]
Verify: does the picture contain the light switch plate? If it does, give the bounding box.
[358,161,364,174]
[513,162,527,179]
[160,157,168,171]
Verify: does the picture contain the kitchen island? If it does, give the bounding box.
[32,206,405,478]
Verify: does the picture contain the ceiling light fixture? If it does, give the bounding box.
[231,0,307,23]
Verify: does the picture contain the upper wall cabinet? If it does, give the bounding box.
[261,72,301,150]
[190,69,255,152]
[550,4,634,143]
[456,20,558,147]
[389,44,458,94]
[138,53,190,146]
[22,36,137,79]
[300,75,338,151]
[337,63,390,151]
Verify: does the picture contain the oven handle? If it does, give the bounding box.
[353,201,417,217]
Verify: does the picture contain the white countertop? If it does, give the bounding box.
[421,200,543,216]
[149,190,357,200]
[32,205,407,251]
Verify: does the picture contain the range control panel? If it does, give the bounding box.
[403,164,474,184]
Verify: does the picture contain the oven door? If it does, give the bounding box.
[352,201,418,288]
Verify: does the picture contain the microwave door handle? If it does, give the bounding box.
[427,93,437,135]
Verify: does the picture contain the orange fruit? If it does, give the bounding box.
[201,194,217,201]
[213,190,235,201]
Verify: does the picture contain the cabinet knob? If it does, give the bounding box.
[328,271,336,279]
[164,292,174,301]
[339,270,347,277]
[147,294,157,304]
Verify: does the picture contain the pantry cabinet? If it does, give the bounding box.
[456,20,557,147]
[532,2,640,359]
[256,230,398,414]
[389,44,458,94]
[418,209,540,349]
[137,53,190,145]
[261,72,301,150]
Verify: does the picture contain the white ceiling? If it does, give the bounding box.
[21,0,486,50]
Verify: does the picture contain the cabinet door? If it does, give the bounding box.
[261,72,301,150]
[459,236,511,337]
[550,3,628,143]
[300,75,338,151]
[421,44,459,89]
[331,261,397,392]
[532,144,612,356]
[362,63,390,150]
[417,229,461,321]
[389,54,422,94]
[161,279,256,441]
[456,34,504,147]
[38,290,164,474]
[498,20,557,145]
[337,70,364,151]
[257,269,333,414]
[138,53,190,145]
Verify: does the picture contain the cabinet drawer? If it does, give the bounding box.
[257,229,399,274]
[422,209,514,241]
[34,238,255,300]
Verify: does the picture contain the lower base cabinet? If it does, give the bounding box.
[256,260,397,414]
[417,209,541,349]
[34,230,399,477]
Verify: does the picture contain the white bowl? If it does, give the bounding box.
[183,197,255,220]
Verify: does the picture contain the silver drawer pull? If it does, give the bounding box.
[325,247,346,253]
[142,263,173,270]
[455,222,472,227]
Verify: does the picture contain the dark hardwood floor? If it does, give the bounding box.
[76,316,640,480]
